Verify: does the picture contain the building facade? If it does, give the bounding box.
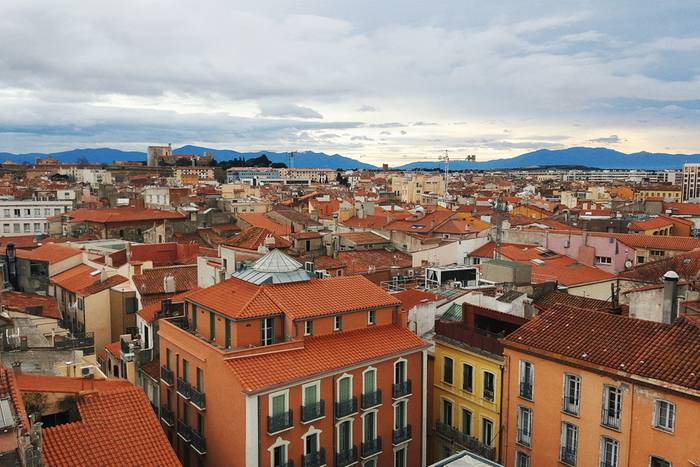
[0,199,73,236]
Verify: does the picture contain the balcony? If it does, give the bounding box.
[560,447,576,466]
[334,397,358,419]
[361,437,381,458]
[160,366,173,386]
[190,387,206,410]
[483,388,495,402]
[434,321,504,355]
[435,422,454,440]
[335,446,357,467]
[120,336,135,360]
[190,431,207,455]
[361,390,382,409]
[177,419,192,442]
[177,378,192,399]
[601,408,621,430]
[519,381,533,400]
[160,406,174,427]
[562,396,579,416]
[301,448,325,467]
[392,380,411,399]
[392,425,411,445]
[300,400,324,423]
[516,428,531,447]
[53,332,95,354]
[454,430,496,461]
[268,410,293,434]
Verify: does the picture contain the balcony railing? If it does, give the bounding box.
[335,446,357,467]
[301,448,325,467]
[519,381,533,400]
[160,366,173,386]
[190,387,206,410]
[560,447,576,466]
[600,462,616,467]
[601,408,621,429]
[434,321,504,355]
[392,380,411,399]
[53,332,95,354]
[177,419,192,442]
[300,400,324,422]
[177,378,192,399]
[435,422,454,440]
[436,423,495,461]
[516,428,531,447]
[361,390,382,409]
[562,396,579,415]
[190,431,207,455]
[361,437,381,458]
[483,388,495,402]
[392,425,411,445]
[335,397,358,418]
[268,410,293,434]
[160,406,174,426]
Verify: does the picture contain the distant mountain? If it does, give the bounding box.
[174,145,377,170]
[397,147,700,170]
[0,145,376,170]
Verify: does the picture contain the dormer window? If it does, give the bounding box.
[334,315,342,331]
[304,320,313,336]
[368,310,376,325]
[261,317,275,346]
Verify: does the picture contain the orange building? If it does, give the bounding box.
[500,306,700,467]
[158,249,429,466]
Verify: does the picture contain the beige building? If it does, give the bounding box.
[391,174,446,203]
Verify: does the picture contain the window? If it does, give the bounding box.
[44,208,51,216]
[595,256,612,264]
[272,445,287,467]
[270,392,288,417]
[443,357,453,385]
[515,452,530,467]
[12,224,19,233]
[261,317,274,346]
[125,297,138,314]
[368,310,376,325]
[462,364,473,392]
[460,408,472,436]
[182,359,189,382]
[481,418,494,447]
[303,381,320,406]
[483,372,495,402]
[196,368,204,391]
[637,255,645,264]
[334,315,342,331]
[650,250,665,257]
[338,419,352,453]
[304,320,313,336]
[166,349,172,369]
[442,400,453,425]
[519,361,534,400]
[2,224,8,233]
[209,312,216,340]
[394,360,406,384]
[363,411,376,443]
[649,456,671,467]
[225,319,231,349]
[33,208,40,217]
[363,369,376,396]
[394,400,407,430]
[3,209,9,217]
[653,400,675,432]
[602,386,622,429]
[338,376,352,403]
[560,422,578,466]
[24,209,30,216]
[13,209,19,217]
[23,223,30,233]
[600,437,619,467]
[305,432,319,456]
[563,374,581,415]
[394,447,406,467]
[33,223,40,232]
[517,406,532,447]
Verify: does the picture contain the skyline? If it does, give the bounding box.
[1,1,700,165]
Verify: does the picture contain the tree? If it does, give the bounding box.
[76,156,90,165]
[175,157,193,166]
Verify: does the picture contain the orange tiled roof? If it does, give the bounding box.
[104,340,120,358]
[187,275,400,320]
[0,366,29,432]
[238,213,291,236]
[50,265,127,296]
[227,324,428,392]
[15,243,81,264]
[132,265,198,296]
[338,250,412,274]
[664,202,700,216]
[613,233,700,251]
[628,216,675,231]
[225,226,291,251]
[42,386,180,466]
[503,307,700,390]
[528,255,614,286]
[62,207,186,224]
[14,372,131,393]
[337,231,389,245]
[392,288,439,311]
[1,291,61,320]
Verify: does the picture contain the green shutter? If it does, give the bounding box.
[364,370,375,394]
[272,394,286,416]
[304,384,317,405]
[339,377,351,401]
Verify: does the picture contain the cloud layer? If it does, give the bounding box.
[1,0,699,164]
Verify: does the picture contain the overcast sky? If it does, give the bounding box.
[1,0,699,165]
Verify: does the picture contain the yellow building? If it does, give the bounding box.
[431,303,527,464]
[391,174,445,203]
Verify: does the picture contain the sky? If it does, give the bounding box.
[1,0,700,166]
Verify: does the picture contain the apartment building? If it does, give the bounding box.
[158,249,429,466]
[682,163,700,202]
[432,304,527,464]
[0,198,72,236]
[501,306,700,467]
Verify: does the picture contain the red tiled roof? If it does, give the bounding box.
[528,255,614,286]
[187,275,401,320]
[619,249,700,282]
[0,366,29,432]
[533,290,615,312]
[14,373,131,393]
[337,250,412,275]
[384,211,454,233]
[503,307,700,390]
[136,287,199,323]
[50,264,127,296]
[15,243,81,264]
[337,231,389,245]
[132,265,198,296]
[392,289,439,311]
[227,324,428,392]
[341,215,391,229]
[664,202,700,216]
[613,233,700,251]
[1,291,61,320]
[62,207,186,224]
[42,386,180,466]
[469,241,536,258]
[225,227,291,251]
[238,213,291,236]
[629,216,675,231]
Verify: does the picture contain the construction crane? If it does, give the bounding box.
[438,151,477,199]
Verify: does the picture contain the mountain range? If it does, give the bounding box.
[1,146,700,170]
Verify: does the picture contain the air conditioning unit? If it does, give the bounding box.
[304,261,315,273]
[81,366,95,378]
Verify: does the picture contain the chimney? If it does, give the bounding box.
[100,268,108,283]
[163,275,176,294]
[662,270,680,324]
[461,303,476,330]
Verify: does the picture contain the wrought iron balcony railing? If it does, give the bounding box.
[392,425,411,445]
[361,390,381,409]
[392,380,411,399]
[361,437,381,458]
[268,410,293,434]
[335,397,358,418]
[300,400,324,422]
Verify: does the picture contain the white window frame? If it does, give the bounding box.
[481,416,495,447]
[393,399,408,431]
[335,418,354,453]
[602,385,622,428]
[562,373,581,415]
[334,315,342,331]
[262,317,275,346]
[653,399,675,432]
[368,309,376,325]
[304,320,313,336]
[362,367,377,397]
[268,388,290,416]
[301,425,322,455]
[482,370,496,402]
[560,422,578,466]
[599,436,619,467]
[648,456,672,467]
[301,380,320,407]
[516,406,532,447]
[337,373,354,404]
[268,436,291,467]
[515,451,530,467]
[361,408,378,444]
[518,360,534,400]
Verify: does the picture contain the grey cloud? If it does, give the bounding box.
[589,135,621,144]
[412,121,438,126]
[350,135,374,141]
[366,122,404,128]
[258,102,323,119]
[357,105,378,112]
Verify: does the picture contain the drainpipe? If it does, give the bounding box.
[500,353,510,465]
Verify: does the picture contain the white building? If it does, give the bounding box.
[0,199,73,236]
[58,167,113,187]
[682,163,700,202]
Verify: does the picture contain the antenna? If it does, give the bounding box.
[288,151,296,169]
[438,150,450,199]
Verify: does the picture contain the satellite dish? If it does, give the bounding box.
[624,259,633,269]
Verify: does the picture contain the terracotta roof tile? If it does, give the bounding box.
[238,213,291,236]
[132,265,198,296]
[228,324,428,392]
[225,227,292,251]
[15,243,81,264]
[629,216,675,231]
[51,265,127,296]
[63,207,186,224]
[337,250,412,274]
[1,291,61,320]
[392,288,439,311]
